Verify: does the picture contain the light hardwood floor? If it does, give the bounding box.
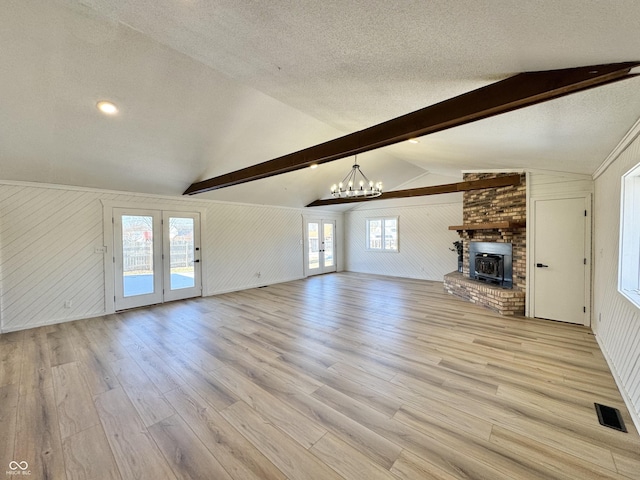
[1,272,639,479]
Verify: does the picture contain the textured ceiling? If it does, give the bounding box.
[1,0,640,207]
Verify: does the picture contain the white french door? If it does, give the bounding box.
[305,219,337,276]
[163,212,202,302]
[114,209,163,310]
[113,208,201,310]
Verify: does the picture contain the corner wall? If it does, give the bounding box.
[345,199,462,281]
[0,181,343,332]
[593,123,640,430]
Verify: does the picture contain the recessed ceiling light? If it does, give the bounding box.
[310,164,318,169]
[96,101,118,115]
[408,139,419,144]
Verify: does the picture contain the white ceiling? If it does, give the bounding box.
[1,0,640,208]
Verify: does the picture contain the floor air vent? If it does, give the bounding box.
[594,403,627,432]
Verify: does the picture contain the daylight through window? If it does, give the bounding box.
[366,217,398,252]
[619,161,640,308]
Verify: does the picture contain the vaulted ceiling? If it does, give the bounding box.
[2,0,640,208]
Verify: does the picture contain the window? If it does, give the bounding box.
[619,162,640,308]
[366,217,398,252]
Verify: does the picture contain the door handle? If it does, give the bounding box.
[536,263,548,268]
[194,259,200,263]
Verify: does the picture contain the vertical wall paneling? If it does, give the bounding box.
[593,123,640,432]
[345,202,462,281]
[0,182,341,332]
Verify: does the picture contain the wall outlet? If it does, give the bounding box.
[256,272,261,278]
[94,246,106,254]
[64,300,73,308]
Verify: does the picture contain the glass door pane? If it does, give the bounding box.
[168,217,195,290]
[323,222,334,268]
[122,215,155,297]
[163,212,202,302]
[114,209,163,311]
[308,222,320,270]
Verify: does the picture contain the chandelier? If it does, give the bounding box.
[330,156,382,198]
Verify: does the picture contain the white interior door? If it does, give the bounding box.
[305,219,337,276]
[114,208,202,310]
[533,197,589,325]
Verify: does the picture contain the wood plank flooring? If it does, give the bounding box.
[1,272,639,479]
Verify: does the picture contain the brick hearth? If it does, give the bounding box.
[444,271,526,315]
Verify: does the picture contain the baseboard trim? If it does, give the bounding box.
[595,333,640,434]
[343,269,447,283]
[1,276,308,334]
[0,311,107,334]
[205,276,305,297]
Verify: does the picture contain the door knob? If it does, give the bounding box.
[536,263,548,268]
[194,259,200,263]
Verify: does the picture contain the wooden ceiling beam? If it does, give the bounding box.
[184,62,639,196]
[305,174,521,207]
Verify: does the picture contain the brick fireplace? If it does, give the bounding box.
[444,172,526,315]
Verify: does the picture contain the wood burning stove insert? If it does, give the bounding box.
[468,242,513,288]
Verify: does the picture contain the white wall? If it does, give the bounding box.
[527,170,594,319]
[0,181,343,332]
[345,195,462,281]
[593,122,640,430]
[528,171,593,198]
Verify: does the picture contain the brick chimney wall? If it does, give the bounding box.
[461,172,526,289]
[444,172,526,315]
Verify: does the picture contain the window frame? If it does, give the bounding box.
[618,162,640,308]
[365,216,399,252]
